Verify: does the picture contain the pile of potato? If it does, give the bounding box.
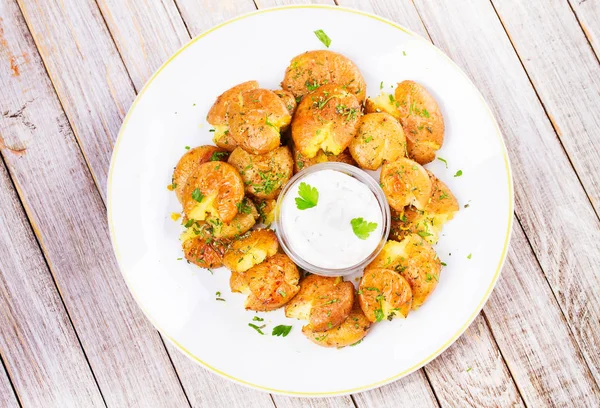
[170,50,459,347]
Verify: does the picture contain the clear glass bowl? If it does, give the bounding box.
[275,162,390,276]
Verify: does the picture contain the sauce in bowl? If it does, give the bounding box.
[276,163,390,275]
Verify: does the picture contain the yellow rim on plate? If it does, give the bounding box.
[107,4,514,396]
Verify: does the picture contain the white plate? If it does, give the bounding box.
[108,5,513,397]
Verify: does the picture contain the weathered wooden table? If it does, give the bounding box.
[1,0,599,406]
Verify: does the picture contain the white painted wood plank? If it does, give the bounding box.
[352,371,438,408]
[569,0,600,61]
[0,359,20,408]
[254,0,332,6]
[0,160,105,408]
[414,0,600,393]
[15,0,136,199]
[490,0,600,217]
[272,396,354,408]
[0,1,191,406]
[173,0,257,39]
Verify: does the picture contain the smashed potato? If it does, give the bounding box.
[292,84,362,159]
[303,299,371,348]
[253,198,277,226]
[230,253,300,311]
[227,146,293,199]
[222,229,278,273]
[207,81,259,151]
[182,161,244,223]
[380,158,432,211]
[207,197,258,239]
[180,223,230,269]
[293,144,357,173]
[172,145,230,203]
[367,235,442,309]
[228,89,291,155]
[395,80,444,164]
[359,268,413,322]
[285,274,354,332]
[348,113,406,170]
[274,89,297,117]
[390,173,459,244]
[282,50,366,102]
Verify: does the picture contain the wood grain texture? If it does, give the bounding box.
[254,0,332,6]
[272,395,354,408]
[414,0,600,393]
[0,158,105,408]
[15,0,136,199]
[485,224,600,406]
[0,358,20,408]
[569,0,600,61]
[490,0,600,218]
[173,0,256,39]
[352,371,438,408]
[95,0,189,90]
[0,1,191,406]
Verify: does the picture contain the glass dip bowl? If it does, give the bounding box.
[275,162,391,276]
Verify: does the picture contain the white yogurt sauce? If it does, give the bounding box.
[280,169,383,269]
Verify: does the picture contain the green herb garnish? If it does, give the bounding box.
[192,188,204,202]
[350,217,378,240]
[467,253,472,259]
[210,151,228,161]
[253,316,264,322]
[295,182,319,210]
[454,170,463,177]
[272,325,292,337]
[313,29,331,48]
[437,157,448,168]
[248,323,265,335]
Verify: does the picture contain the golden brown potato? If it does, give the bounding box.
[348,113,406,170]
[180,223,230,269]
[281,50,367,102]
[380,158,432,211]
[182,161,245,223]
[285,274,354,332]
[358,268,412,322]
[303,299,371,348]
[222,229,279,273]
[395,80,444,164]
[228,89,291,155]
[364,92,401,119]
[390,172,459,244]
[253,198,277,226]
[293,144,357,173]
[172,146,230,203]
[207,197,258,239]
[207,81,259,151]
[274,89,297,117]
[230,253,300,311]
[367,235,442,309]
[227,146,293,199]
[292,84,362,159]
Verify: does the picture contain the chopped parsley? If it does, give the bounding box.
[313,29,331,48]
[252,316,264,322]
[364,136,373,143]
[350,339,363,347]
[350,217,378,240]
[272,325,292,337]
[454,170,463,177]
[380,81,384,90]
[191,188,204,202]
[437,157,448,168]
[248,323,265,335]
[265,115,277,128]
[466,367,472,372]
[467,253,472,259]
[184,219,195,228]
[236,199,253,214]
[185,146,190,150]
[295,182,319,210]
[305,79,320,91]
[209,151,228,161]
[374,308,384,322]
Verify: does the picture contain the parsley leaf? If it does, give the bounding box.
[272,325,292,337]
[295,182,319,210]
[437,157,448,168]
[454,170,463,177]
[191,188,204,202]
[252,316,264,322]
[209,151,228,161]
[467,253,472,259]
[350,217,378,240]
[374,308,384,322]
[313,29,331,48]
[248,323,265,335]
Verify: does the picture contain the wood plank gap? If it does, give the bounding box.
[511,211,600,391]
[0,346,23,408]
[566,0,600,69]
[486,0,600,223]
[421,367,442,407]
[157,336,193,407]
[0,154,110,408]
[171,0,193,39]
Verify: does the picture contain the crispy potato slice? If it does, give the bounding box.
[172,145,229,203]
[230,253,300,311]
[182,161,244,223]
[227,146,293,199]
[292,143,357,173]
[207,81,259,151]
[348,113,406,170]
[228,89,291,155]
[223,229,279,273]
[292,84,362,159]
[390,172,459,244]
[364,92,401,119]
[281,50,366,102]
[358,268,412,322]
[303,299,371,348]
[367,235,442,309]
[253,198,277,226]
[274,89,297,117]
[180,223,230,269]
[285,274,354,332]
[207,197,258,239]
[394,81,444,164]
[380,158,432,211]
